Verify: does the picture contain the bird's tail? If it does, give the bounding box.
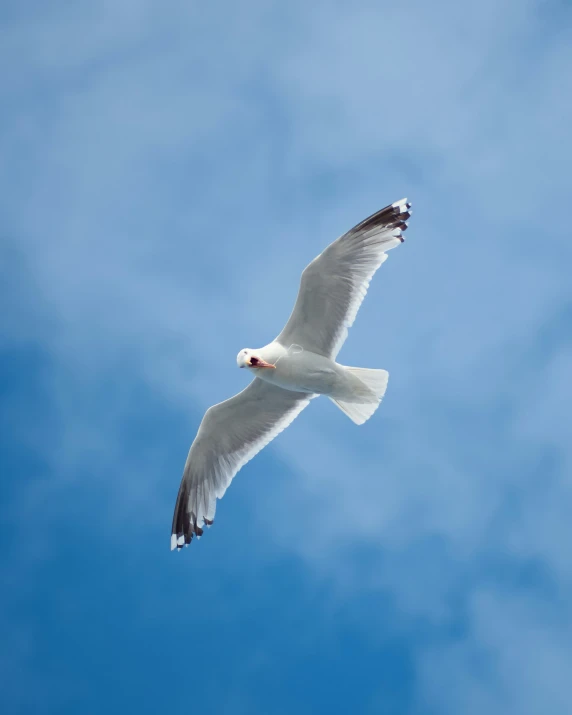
[329,367,389,425]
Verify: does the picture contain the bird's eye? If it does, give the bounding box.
[250,357,259,366]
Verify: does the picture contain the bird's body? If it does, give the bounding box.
[171,198,413,550]
[242,341,370,403]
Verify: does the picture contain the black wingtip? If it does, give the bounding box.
[170,481,214,551]
[171,480,204,551]
[350,197,412,239]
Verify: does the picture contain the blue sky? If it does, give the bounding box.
[1,0,572,712]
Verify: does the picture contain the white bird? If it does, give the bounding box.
[171,198,412,550]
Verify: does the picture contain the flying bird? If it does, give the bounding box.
[171,198,412,550]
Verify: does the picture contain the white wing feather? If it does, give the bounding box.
[276,199,411,358]
[171,378,312,549]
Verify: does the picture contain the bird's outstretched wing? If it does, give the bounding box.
[171,378,312,549]
[275,198,411,359]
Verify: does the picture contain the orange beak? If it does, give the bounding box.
[252,358,276,369]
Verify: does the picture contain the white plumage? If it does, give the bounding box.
[171,198,412,549]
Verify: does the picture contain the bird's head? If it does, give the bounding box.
[236,349,276,370]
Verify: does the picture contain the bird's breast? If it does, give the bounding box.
[256,349,340,395]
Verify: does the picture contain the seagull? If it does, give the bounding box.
[171,198,412,550]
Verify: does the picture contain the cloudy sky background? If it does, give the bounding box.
[2,0,572,712]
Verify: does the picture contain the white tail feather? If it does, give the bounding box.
[330,367,389,425]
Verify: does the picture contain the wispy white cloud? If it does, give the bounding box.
[417,587,572,715]
[2,0,572,712]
